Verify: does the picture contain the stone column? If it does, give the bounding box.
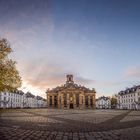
[52,95,54,108]
[56,94,58,108]
[79,94,83,109]
[61,94,64,109]
[83,94,85,109]
[58,93,60,109]
[88,95,90,109]
[73,93,76,109]
[79,94,82,109]
[67,93,69,109]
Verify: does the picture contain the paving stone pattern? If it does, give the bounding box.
[0,109,140,140]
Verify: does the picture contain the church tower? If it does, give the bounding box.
[66,74,74,84]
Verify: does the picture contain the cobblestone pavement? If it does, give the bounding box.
[0,109,140,140]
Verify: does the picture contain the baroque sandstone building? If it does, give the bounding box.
[46,75,96,109]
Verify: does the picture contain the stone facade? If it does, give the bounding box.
[46,75,96,109]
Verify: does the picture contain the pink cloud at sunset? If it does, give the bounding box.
[124,66,140,79]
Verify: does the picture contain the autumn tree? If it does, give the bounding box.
[0,38,22,92]
[111,95,117,109]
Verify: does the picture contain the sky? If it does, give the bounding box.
[0,0,140,98]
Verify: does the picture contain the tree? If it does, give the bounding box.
[111,95,117,109]
[0,38,22,92]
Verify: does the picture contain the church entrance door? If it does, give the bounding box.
[70,103,74,109]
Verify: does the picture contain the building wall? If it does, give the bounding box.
[117,88,140,110]
[47,91,95,109]
[0,92,23,108]
[0,92,47,109]
[46,75,96,109]
[96,98,111,109]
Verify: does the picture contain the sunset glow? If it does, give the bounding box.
[0,0,140,98]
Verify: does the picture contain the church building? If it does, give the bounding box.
[46,75,96,109]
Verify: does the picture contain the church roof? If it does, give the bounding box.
[46,75,96,94]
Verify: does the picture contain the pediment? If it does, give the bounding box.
[46,75,96,94]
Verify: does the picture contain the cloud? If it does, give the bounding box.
[0,0,53,52]
[75,76,95,85]
[95,81,121,87]
[124,66,140,79]
[93,66,140,90]
[0,15,96,96]
[18,59,94,92]
[19,57,131,94]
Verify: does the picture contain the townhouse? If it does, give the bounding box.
[0,90,47,108]
[117,85,140,110]
[96,96,111,109]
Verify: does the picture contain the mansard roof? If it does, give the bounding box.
[36,95,43,100]
[26,92,35,98]
[12,90,25,95]
[96,96,110,101]
[118,85,140,95]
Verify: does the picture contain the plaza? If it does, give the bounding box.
[0,109,140,140]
